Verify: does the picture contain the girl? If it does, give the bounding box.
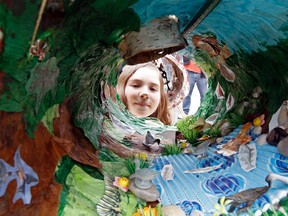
[116,62,172,125]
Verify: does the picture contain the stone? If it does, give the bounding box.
[191,210,205,216]
[161,205,186,216]
[128,178,159,202]
[277,136,288,157]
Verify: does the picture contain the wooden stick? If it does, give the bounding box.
[30,0,48,46]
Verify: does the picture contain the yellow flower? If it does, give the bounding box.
[136,153,148,160]
[113,176,129,192]
[213,197,232,216]
[253,114,265,126]
[133,206,158,216]
[118,177,129,187]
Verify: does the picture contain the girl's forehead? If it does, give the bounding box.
[128,67,161,85]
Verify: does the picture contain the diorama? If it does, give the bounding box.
[0,0,288,215]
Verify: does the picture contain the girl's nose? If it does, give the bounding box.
[139,89,149,99]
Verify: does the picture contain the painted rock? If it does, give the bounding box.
[256,134,268,145]
[128,178,159,202]
[277,136,288,157]
[161,205,186,216]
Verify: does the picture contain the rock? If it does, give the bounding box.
[190,210,205,216]
[128,178,159,202]
[256,134,268,145]
[277,136,288,157]
[161,205,186,216]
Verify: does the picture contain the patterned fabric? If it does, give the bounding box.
[152,125,288,215]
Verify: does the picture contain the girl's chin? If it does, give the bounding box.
[131,110,152,118]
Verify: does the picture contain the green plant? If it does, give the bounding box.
[176,115,199,143]
[162,144,182,155]
[124,156,149,175]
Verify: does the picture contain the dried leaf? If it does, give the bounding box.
[25,57,59,114]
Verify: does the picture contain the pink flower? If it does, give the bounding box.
[113,176,129,192]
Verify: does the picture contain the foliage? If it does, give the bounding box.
[0,0,140,138]
[203,125,221,138]
[162,144,182,156]
[133,205,162,216]
[41,104,59,134]
[124,156,149,175]
[176,115,199,143]
[119,189,143,216]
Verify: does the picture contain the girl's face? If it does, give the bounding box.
[124,67,161,117]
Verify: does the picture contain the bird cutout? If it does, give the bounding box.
[142,131,160,147]
[0,146,39,204]
[223,173,288,213]
[183,163,223,174]
[129,158,159,189]
[189,138,216,159]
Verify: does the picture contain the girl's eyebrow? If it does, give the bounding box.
[128,78,160,86]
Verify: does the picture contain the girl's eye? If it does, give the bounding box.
[150,87,159,92]
[131,84,140,88]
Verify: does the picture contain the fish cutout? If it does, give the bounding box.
[215,82,225,99]
[219,63,235,82]
[183,163,223,173]
[0,146,39,204]
[226,93,235,111]
[237,144,257,172]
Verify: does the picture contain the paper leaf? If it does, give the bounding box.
[25,57,59,114]
[13,146,39,204]
[0,159,17,197]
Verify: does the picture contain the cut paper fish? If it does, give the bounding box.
[0,146,39,204]
[238,143,257,172]
[183,163,223,173]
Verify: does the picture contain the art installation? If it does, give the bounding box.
[0,0,288,216]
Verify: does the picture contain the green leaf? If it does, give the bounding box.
[41,104,59,134]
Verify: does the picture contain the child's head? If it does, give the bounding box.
[117,62,171,125]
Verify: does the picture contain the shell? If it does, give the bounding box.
[216,137,224,143]
[256,134,268,145]
[277,136,288,157]
[226,93,235,111]
[205,113,219,125]
[161,164,174,181]
[215,82,225,99]
[219,63,235,82]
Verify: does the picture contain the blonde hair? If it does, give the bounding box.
[116,62,172,125]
